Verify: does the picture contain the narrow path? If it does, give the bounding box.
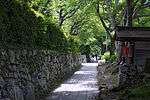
[45,63,99,100]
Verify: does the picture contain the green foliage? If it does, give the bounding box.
[28,0,106,54]
[45,23,69,51]
[1,0,149,54]
[110,54,117,62]
[101,51,110,61]
[80,44,91,55]
[130,86,150,98]
[0,0,38,46]
[101,51,117,62]
[67,37,80,53]
[0,0,71,52]
[119,82,150,100]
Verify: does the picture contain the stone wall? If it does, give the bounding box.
[0,49,81,100]
[118,64,143,86]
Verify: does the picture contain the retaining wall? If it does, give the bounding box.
[0,49,81,100]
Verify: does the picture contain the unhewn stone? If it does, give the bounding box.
[0,49,82,100]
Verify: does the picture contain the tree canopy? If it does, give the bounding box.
[0,0,149,54]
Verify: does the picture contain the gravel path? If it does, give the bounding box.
[45,63,99,100]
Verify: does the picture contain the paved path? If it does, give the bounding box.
[45,63,99,100]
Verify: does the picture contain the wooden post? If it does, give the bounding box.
[128,41,135,64]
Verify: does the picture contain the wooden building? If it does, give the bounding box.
[115,26,150,68]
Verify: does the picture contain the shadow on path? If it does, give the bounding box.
[45,63,100,100]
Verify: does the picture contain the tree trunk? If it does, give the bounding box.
[96,1,115,58]
[110,38,115,57]
[59,20,63,27]
[126,0,134,64]
[126,0,133,26]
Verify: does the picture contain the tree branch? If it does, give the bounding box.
[64,4,80,20]
[58,1,81,27]
[44,0,51,7]
[95,1,112,39]
[132,1,150,19]
[70,18,85,34]
[58,8,65,27]
[133,14,150,19]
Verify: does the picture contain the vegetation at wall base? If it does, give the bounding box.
[118,81,150,100]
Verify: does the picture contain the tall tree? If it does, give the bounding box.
[95,0,118,56]
[52,0,81,27]
[126,0,133,26]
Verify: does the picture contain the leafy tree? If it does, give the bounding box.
[95,0,150,57]
[2,0,149,55]
[50,0,82,27]
[0,0,69,52]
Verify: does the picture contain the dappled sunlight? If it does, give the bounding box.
[74,71,97,75]
[46,63,99,100]
[54,63,98,93]
[81,63,98,67]
[54,70,98,92]
[54,82,98,92]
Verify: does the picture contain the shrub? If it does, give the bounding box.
[0,0,74,53]
[101,51,110,61]
[110,54,117,62]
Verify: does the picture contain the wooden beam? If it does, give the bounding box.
[115,26,150,41]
